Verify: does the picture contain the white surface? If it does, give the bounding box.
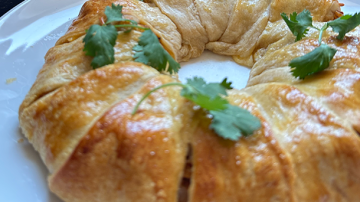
[0,0,359,201]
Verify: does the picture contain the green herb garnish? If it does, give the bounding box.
[83,24,118,68]
[133,29,180,74]
[327,13,360,40]
[210,104,261,139]
[132,77,262,141]
[281,9,313,42]
[83,3,179,73]
[282,10,360,79]
[289,44,337,79]
[104,4,136,25]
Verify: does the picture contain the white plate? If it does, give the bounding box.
[0,0,359,201]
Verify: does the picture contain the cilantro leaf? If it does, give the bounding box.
[290,44,337,79]
[105,4,137,25]
[105,4,124,24]
[327,13,360,40]
[83,24,118,68]
[83,3,180,73]
[132,77,262,141]
[180,77,229,111]
[281,9,313,41]
[184,77,228,98]
[220,78,233,89]
[282,10,358,79]
[133,29,180,74]
[210,104,261,141]
[180,77,261,140]
[183,93,229,111]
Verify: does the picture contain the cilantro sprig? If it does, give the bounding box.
[83,3,180,73]
[83,24,118,68]
[327,13,360,40]
[282,10,360,79]
[133,30,180,74]
[132,77,262,141]
[289,44,337,79]
[281,10,313,42]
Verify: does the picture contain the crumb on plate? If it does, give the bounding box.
[6,78,17,84]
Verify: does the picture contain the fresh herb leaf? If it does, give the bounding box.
[290,44,337,79]
[210,104,262,141]
[220,78,233,89]
[281,9,313,41]
[105,4,125,24]
[327,13,360,40]
[281,10,360,79]
[105,4,137,25]
[132,77,261,141]
[83,3,135,69]
[83,3,180,72]
[185,93,229,111]
[180,77,229,111]
[183,77,228,98]
[83,24,117,68]
[133,29,180,74]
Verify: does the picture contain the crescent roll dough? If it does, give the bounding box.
[19,0,360,201]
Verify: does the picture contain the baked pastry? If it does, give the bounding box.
[19,0,360,201]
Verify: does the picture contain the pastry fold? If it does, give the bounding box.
[19,0,360,201]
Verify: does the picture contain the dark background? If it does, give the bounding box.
[1,0,24,17]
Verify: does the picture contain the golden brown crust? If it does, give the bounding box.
[56,0,105,46]
[20,62,159,172]
[18,0,360,201]
[189,92,295,202]
[248,26,360,83]
[295,69,360,132]
[269,0,342,22]
[247,25,360,134]
[18,0,185,117]
[244,83,360,201]
[56,0,182,60]
[49,74,190,202]
[18,29,145,117]
[149,0,342,60]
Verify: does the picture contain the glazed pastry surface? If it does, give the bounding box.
[19,0,360,201]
